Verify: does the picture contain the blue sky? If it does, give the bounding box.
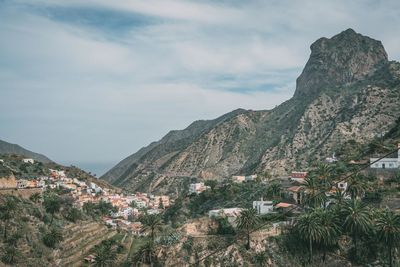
[1,0,400,176]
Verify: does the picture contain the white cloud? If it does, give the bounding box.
[1,0,400,174]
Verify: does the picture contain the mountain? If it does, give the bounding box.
[102,29,400,195]
[0,139,52,163]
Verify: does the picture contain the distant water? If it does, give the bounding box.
[66,162,115,177]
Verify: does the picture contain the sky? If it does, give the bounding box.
[1,0,400,176]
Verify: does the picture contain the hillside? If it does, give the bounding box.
[102,29,400,195]
[0,139,52,163]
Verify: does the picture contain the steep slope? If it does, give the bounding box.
[0,139,52,163]
[102,29,400,194]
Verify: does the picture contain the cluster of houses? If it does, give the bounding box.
[0,157,171,235]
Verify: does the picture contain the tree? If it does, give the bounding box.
[375,209,400,267]
[235,208,261,250]
[266,182,282,199]
[318,209,341,262]
[158,198,164,210]
[92,242,118,267]
[205,180,218,192]
[42,227,63,248]
[346,173,368,200]
[341,199,372,260]
[295,210,325,263]
[0,195,18,239]
[303,175,326,208]
[253,251,268,266]
[65,207,82,223]
[133,241,156,265]
[43,193,61,225]
[1,246,20,264]
[140,214,163,244]
[29,192,42,203]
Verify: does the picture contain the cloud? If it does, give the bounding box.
[0,0,399,175]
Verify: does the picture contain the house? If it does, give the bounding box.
[84,255,96,263]
[275,202,294,209]
[232,174,257,183]
[0,159,4,163]
[370,144,400,169]
[337,181,348,191]
[49,169,66,179]
[17,179,28,189]
[22,158,34,164]
[290,172,307,183]
[253,198,274,215]
[287,186,303,204]
[208,208,242,218]
[189,182,209,194]
[325,153,338,164]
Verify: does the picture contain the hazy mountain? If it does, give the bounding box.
[0,139,52,163]
[102,29,400,194]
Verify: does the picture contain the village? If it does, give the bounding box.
[0,157,171,236]
[1,143,399,239]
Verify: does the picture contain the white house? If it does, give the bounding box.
[325,153,338,164]
[370,144,400,169]
[0,159,4,163]
[22,158,34,164]
[208,208,242,218]
[189,182,209,194]
[232,174,257,183]
[253,198,274,215]
[17,179,28,189]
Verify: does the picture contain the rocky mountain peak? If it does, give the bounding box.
[294,28,388,98]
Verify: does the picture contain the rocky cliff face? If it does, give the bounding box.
[101,29,400,195]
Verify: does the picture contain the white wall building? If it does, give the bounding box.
[189,182,209,194]
[22,158,34,164]
[253,198,274,214]
[370,144,400,169]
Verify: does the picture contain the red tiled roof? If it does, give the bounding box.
[287,186,303,192]
[275,202,293,208]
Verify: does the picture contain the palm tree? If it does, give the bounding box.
[140,214,163,244]
[266,182,282,199]
[133,241,156,266]
[318,209,341,262]
[235,208,261,250]
[375,209,400,267]
[43,193,61,225]
[295,210,325,263]
[341,199,372,260]
[346,173,368,200]
[303,175,326,208]
[1,246,20,264]
[92,243,117,267]
[0,196,18,239]
[253,251,268,266]
[42,227,63,248]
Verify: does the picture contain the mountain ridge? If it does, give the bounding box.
[101,29,400,195]
[0,139,52,163]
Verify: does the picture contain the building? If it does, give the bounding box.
[253,198,274,215]
[0,159,4,163]
[17,179,28,189]
[22,158,34,164]
[325,153,338,164]
[232,174,257,183]
[208,208,242,218]
[275,202,294,210]
[189,182,209,194]
[287,186,303,204]
[370,144,400,169]
[290,172,307,183]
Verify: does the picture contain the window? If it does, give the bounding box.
[382,163,386,169]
